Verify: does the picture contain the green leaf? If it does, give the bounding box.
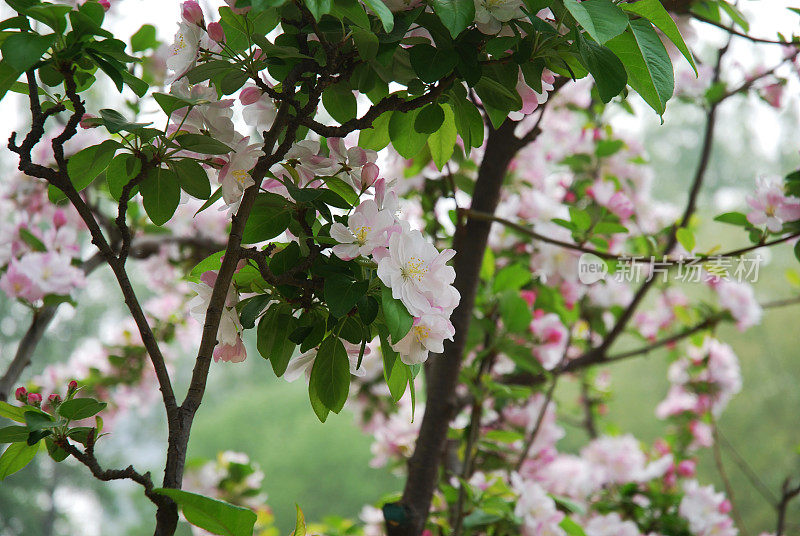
[131,23,159,52]
[474,76,522,113]
[449,94,484,152]
[564,0,628,44]
[140,166,181,226]
[352,27,379,60]
[45,437,68,462]
[325,274,369,318]
[378,328,407,401]
[310,337,350,413]
[719,1,748,31]
[67,140,120,192]
[175,133,233,155]
[293,505,307,536]
[578,36,627,103]
[57,398,106,420]
[676,227,695,251]
[153,92,193,118]
[428,103,457,170]
[154,488,257,536]
[304,0,332,20]
[389,109,428,159]
[621,0,697,75]
[238,295,271,329]
[362,0,395,32]
[257,305,297,377]
[381,285,413,343]
[99,108,150,133]
[606,19,674,116]
[569,207,592,231]
[332,0,371,28]
[308,379,330,423]
[358,110,392,151]
[0,442,38,480]
[414,103,444,134]
[409,44,458,83]
[24,410,55,432]
[492,263,532,292]
[322,83,357,124]
[0,61,21,102]
[714,212,749,226]
[0,426,29,443]
[18,227,45,252]
[242,192,292,243]
[171,159,211,200]
[499,292,533,333]
[430,0,474,38]
[106,153,142,201]
[559,517,587,536]
[1,32,55,71]
[0,402,27,423]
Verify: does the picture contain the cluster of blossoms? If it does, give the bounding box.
[327,173,461,366]
[0,162,87,304]
[188,265,247,364]
[656,337,742,452]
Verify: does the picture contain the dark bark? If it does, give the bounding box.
[385,120,523,536]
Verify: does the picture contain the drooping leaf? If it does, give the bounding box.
[139,166,181,226]
[309,336,350,413]
[606,19,674,116]
[154,488,257,536]
[428,103,457,170]
[564,0,628,44]
[381,285,413,343]
[621,0,697,75]
[578,36,627,103]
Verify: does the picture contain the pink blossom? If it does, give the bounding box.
[529,313,568,370]
[746,176,800,232]
[330,199,395,260]
[713,279,762,330]
[0,260,42,302]
[213,335,247,363]
[584,513,639,536]
[181,1,204,25]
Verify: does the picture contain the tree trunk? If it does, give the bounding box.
[385,120,522,535]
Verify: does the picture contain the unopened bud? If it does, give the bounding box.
[67,380,78,395]
[98,0,111,10]
[182,0,204,25]
[15,386,27,403]
[677,459,696,478]
[240,86,262,106]
[27,392,42,406]
[207,21,225,43]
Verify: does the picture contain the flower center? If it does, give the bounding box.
[232,169,249,185]
[354,226,371,245]
[401,257,428,282]
[414,325,431,342]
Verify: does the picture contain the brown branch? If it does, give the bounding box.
[54,435,163,507]
[776,477,800,535]
[711,421,749,536]
[695,15,798,46]
[300,75,456,138]
[514,377,558,472]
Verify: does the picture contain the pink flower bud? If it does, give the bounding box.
[207,21,225,43]
[27,392,42,406]
[182,0,204,25]
[654,438,671,455]
[677,459,696,477]
[240,86,262,106]
[48,393,62,405]
[360,162,379,189]
[15,386,27,402]
[53,209,67,228]
[719,499,732,514]
[663,470,677,488]
[520,290,537,308]
[80,113,99,129]
[67,380,78,394]
[98,0,111,10]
